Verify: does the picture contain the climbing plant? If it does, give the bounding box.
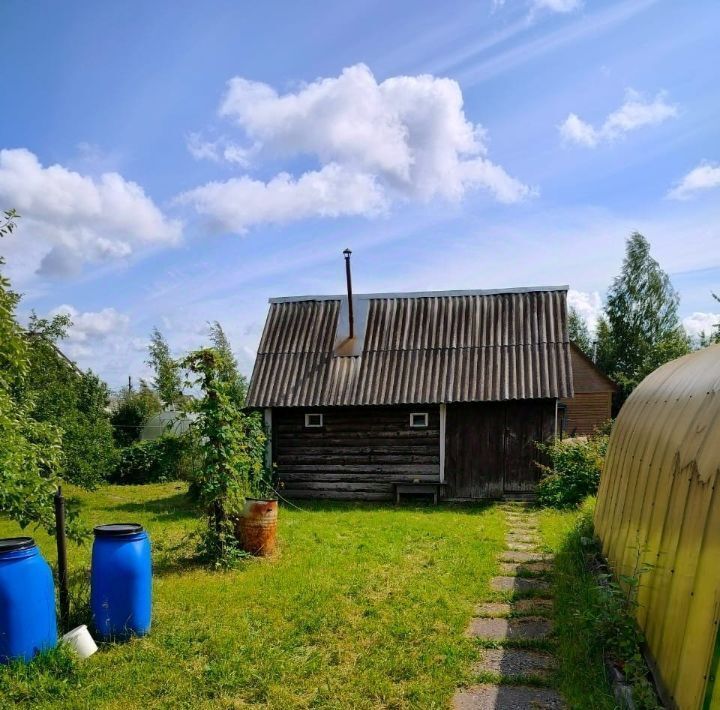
[183,347,266,565]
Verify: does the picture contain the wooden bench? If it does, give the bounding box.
[394,482,444,505]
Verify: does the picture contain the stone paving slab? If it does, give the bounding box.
[491,576,551,593]
[506,542,541,552]
[475,598,553,617]
[507,524,539,534]
[506,515,538,524]
[453,684,566,709]
[499,561,554,576]
[507,527,539,536]
[465,616,553,640]
[474,648,557,679]
[501,551,553,563]
[506,533,540,545]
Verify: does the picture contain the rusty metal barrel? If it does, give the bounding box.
[235,499,278,556]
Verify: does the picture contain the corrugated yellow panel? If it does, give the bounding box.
[595,344,720,709]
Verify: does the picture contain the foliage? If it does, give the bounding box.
[0,210,84,541]
[24,313,118,489]
[110,383,162,446]
[596,232,690,401]
[542,500,659,708]
[183,347,267,565]
[536,428,609,508]
[568,306,593,358]
[208,320,248,406]
[111,435,196,485]
[146,327,183,407]
[698,292,720,347]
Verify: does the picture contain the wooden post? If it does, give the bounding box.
[54,486,70,632]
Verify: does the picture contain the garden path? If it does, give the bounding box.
[453,504,566,709]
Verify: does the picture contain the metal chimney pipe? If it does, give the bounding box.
[343,248,354,339]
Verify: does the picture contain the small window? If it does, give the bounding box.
[305,413,324,428]
[410,412,428,428]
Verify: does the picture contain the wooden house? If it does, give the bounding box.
[559,343,616,436]
[247,265,575,501]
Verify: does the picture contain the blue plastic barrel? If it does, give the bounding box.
[0,537,57,663]
[91,524,152,640]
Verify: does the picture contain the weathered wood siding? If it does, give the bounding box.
[561,344,614,435]
[561,392,612,436]
[444,400,556,499]
[273,406,440,500]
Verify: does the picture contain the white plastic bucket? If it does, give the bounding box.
[61,624,98,659]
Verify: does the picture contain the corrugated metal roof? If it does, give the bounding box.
[247,287,573,407]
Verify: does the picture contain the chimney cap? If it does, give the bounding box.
[343,248,352,257]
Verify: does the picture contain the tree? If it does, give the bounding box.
[146,327,182,407]
[25,313,118,489]
[0,210,83,539]
[698,293,720,347]
[568,307,593,359]
[596,232,690,400]
[183,347,266,565]
[208,321,247,406]
[110,382,162,446]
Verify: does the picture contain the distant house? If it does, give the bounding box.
[247,280,575,501]
[559,343,616,436]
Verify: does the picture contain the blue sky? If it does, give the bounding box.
[1,0,719,387]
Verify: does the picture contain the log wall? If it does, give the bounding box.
[273,406,440,499]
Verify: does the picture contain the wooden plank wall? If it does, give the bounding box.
[561,392,611,435]
[273,406,441,500]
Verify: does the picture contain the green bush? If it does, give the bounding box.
[111,435,196,485]
[110,385,162,447]
[536,432,609,508]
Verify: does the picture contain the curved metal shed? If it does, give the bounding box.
[595,344,720,709]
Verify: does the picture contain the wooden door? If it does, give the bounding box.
[444,400,556,498]
[503,400,556,493]
[444,403,505,499]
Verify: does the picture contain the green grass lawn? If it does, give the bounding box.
[538,500,618,709]
[0,486,618,708]
[0,483,509,709]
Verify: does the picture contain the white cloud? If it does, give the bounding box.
[178,163,387,233]
[667,161,720,200]
[49,304,130,342]
[533,0,582,13]
[682,312,720,338]
[181,64,533,232]
[0,148,182,277]
[558,113,599,148]
[186,133,252,166]
[567,289,603,331]
[559,89,677,148]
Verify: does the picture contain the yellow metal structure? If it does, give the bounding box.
[595,344,720,709]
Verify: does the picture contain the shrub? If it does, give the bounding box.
[25,315,119,490]
[536,431,609,508]
[110,385,162,447]
[111,435,196,485]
